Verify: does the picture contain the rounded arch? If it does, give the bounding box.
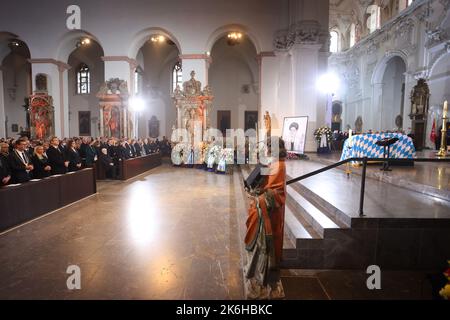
[55,30,104,63]
[0,31,31,63]
[205,24,261,54]
[429,50,450,78]
[371,50,408,85]
[128,27,182,59]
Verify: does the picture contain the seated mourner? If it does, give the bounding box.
[99,148,118,179]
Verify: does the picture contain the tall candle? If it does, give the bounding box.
[348,129,353,148]
[444,100,448,118]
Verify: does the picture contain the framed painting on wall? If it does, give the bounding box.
[78,111,91,136]
[244,111,258,133]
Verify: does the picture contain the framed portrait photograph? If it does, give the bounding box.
[282,116,308,154]
[78,111,91,136]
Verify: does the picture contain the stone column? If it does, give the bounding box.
[258,52,279,135]
[29,59,71,138]
[371,82,384,130]
[290,43,323,151]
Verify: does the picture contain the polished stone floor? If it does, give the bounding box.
[309,151,450,192]
[286,158,450,219]
[0,165,246,299]
[0,162,446,300]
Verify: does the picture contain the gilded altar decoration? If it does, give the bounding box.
[409,78,430,150]
[29,93,54,140]
[172,70,214,142]
[264,111,271,138]
[97,78,132,138]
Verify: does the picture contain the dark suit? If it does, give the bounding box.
[99,153,117,179]
[31,154,51,179]
[134,143,142,157]
[65,148,82,172]
[0,154,11,185]
[129,144,137,158]
[143,143,151,155]
[117,146,130,160]
[46,145,67,175]
[8,150,31,183]
[84,145,97,167]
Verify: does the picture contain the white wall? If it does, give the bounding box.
[137,40,179,138]
[329,0,450,148]
[67,41,104,137]
[209,37,258,131]
[381,56,406,131]
[1,52,31,137]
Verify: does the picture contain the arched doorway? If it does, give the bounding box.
[209,32,258,132]
[67,38,105,137]
[380,56,406,131]
[0,32,31,138]
[135,32,180,138]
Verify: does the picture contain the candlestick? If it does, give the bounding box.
[437,100,448,157]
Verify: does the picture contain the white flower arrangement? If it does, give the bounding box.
[206,144,222,167]
[220,148,235,164]
[171,143,189,165]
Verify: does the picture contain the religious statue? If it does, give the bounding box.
[410,79,430,118]
[183,70,202,96]
[409,78,431,150]
[355,116,363,133]
[263,111,271,137]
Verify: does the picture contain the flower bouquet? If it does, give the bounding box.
[439,260,450,300]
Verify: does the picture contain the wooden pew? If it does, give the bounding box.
[0,168,96,232]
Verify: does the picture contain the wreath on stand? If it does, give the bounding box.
[171,143,189,166]
[314,126,333,153]
[206,145,222,170]
[216,148,235,174]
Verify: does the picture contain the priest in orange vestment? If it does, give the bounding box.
[244,137,287,299]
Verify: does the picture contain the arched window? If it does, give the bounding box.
[366,5,381,34]
[350,23,356,48]
[134,67,143,95]
[76,64,90,94]
[399,0,414,10]
[172,61,182,92]
[330,31,339,53]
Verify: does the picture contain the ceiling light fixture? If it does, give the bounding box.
[227,32,243,46]
[151,35,166,43]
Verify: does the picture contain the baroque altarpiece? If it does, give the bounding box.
[172,70,213,142]
[97,78,133,138]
